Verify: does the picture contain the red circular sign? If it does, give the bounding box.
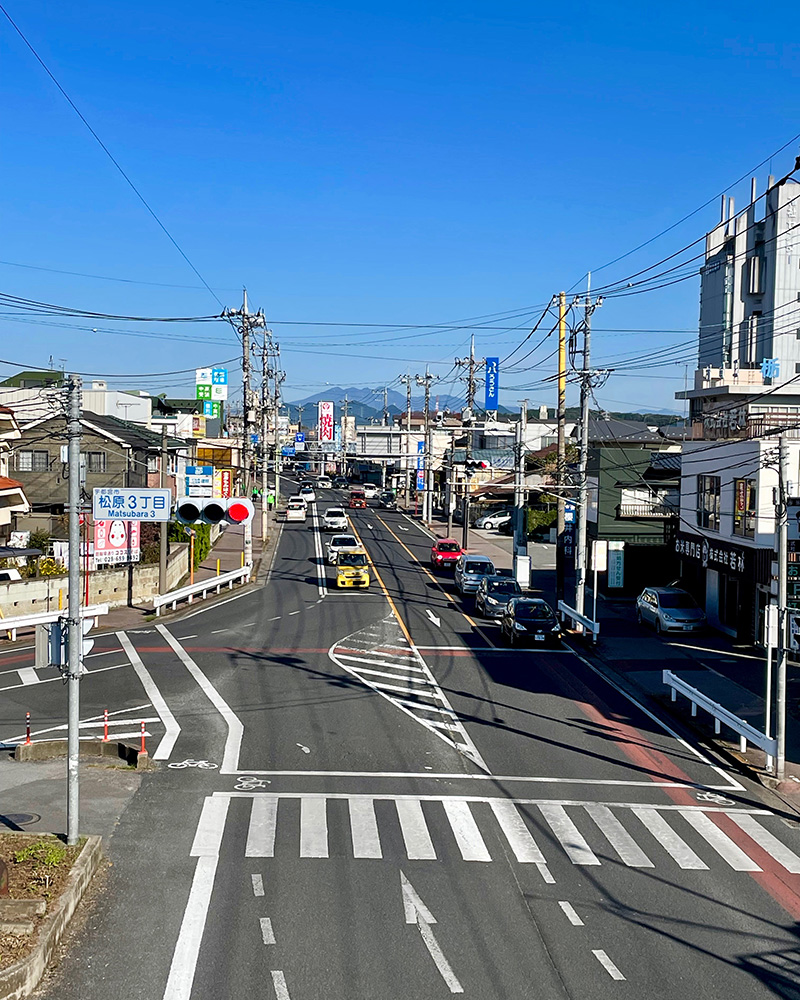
[228,501,250,523]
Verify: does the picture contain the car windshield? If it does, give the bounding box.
[331,536,356,547]
[438,542,460,552]
[489,580,521,595]
[515,603,554,621]
[326,509,345,517]
[658,592,698,610]
[466,561,493,575]
[339,552,367,567]
[351,491,365,498]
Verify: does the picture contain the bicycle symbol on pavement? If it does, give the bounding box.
[695,790,734,805]
[235,775,271,790]
[168,759,219,770]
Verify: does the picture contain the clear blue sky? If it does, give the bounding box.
[1,0,797,415]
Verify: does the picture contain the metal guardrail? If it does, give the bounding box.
[662,668,777,759]
[1,604,109,642]
[557,601,600,637]
[153,565,252,616]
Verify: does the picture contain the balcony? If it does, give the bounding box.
[616,502,678,519]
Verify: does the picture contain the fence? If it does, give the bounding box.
[1,604,109,642]
[153,565,252,616]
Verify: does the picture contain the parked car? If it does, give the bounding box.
[636,587,706,634]
[475,509,513,530]
[326,533,358,564]
[498,519,552,541]
[336,548,370,588]
[333,476,349,489]
[299,485,316,503]
[0,568,22,582]
[322,507,348,531]
[500,598,561,646]
[379,491,397,509]
[362,483,380,499]
[430,538,463,571]
[349,489,367,509]
[454,554,496,595]
[475,575,523,617]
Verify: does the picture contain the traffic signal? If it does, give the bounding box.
[465,460,489,474]
[175,497,255,525]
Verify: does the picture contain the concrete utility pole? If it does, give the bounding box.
[574,276,602,619]
[273,346,284,504]
[261,333,271,543]
[556,291,567,601]
[455,335,485,549]
[399,373,413,503]
[445,439,455,537]
[66,374,82,846]
[297,404,304,434]
[159,423,168,593]
[416,368,438,523]
[383,386,389,427]
[777,436,789,779]
[514,400,529,564]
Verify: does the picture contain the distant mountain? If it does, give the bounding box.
[286,385,515,420]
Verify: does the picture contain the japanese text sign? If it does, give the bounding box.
[318,400,334,443]
[92,488,172,521]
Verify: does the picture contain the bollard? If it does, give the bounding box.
[140,720,146,755]
[240,551,244,568]
[216,558,220,577]
[25,712,31,746]
[103,709,109,742]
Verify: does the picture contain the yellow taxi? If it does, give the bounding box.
[335,547,370,588]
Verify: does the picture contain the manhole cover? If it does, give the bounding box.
[1,813,39,828]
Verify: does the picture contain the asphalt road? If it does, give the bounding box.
[7,482,800,998]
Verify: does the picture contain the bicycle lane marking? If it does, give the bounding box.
[118,631,181,761]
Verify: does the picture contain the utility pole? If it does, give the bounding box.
[445,438,455,537]
[261,332,271,543]
[416,368,438,523]
[514,400,529,575]
[455,336,485,549]
[574,276,602,619]
[66,374,82,846]
[383,387,389,427]
[399,373,413,504]
[273,345,285,504]
[556,291,567,602]
[297,404,304,434]
[777,436,789,779]
[159,423,168,593]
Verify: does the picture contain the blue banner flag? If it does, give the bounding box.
[485,357,499,410]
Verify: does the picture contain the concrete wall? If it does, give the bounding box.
[0,544,189,615]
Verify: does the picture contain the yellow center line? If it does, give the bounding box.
[372,515,497,648]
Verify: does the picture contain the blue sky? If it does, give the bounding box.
[1,0,798,415]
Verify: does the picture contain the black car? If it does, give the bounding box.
[475,575,522,617]
[500,598,561,647]
[379,491,397,509]
[333,476,349,489]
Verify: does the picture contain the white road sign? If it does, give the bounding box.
[93,488,172,521]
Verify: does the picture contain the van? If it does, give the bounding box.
[454,554,496,595]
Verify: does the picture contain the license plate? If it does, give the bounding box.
[534,634,545,642]
[683,625,694,631]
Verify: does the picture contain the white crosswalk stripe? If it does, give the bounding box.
[216,793,800,873]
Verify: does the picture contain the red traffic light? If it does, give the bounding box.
[227,499,254,524]
[174,497,255,525]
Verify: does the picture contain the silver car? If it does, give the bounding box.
[636,587,706,634]
[454,554,496,595]
[326,533,358,564]
[322,507,348,531]
[475,574,523,617]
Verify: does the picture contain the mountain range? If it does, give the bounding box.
[286,386,513,423]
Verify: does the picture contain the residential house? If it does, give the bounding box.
[0,407,30,545]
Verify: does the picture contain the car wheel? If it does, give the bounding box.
[655,619,663,635]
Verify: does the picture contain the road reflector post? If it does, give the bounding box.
[140,720,146,755]
[216,558,220,577]
[25,712,31,746]
[103,709,109,742]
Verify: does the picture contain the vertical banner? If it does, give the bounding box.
[607,540,624,588]
[485,357,499,411]
[416,440,425,491]
[318,401,334,443]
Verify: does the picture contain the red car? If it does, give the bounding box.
[430,538,463,570]
[349,490,367,509]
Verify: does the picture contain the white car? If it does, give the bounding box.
[326,533,358,564]
[299,486,316,503]
[323,507,348,531]
[316,476,332,489]
[361,483,379,499]
[286,501,307,523]
[288,494,308,508]
[475,510,512,529]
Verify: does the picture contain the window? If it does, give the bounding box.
[17,450,49,472]
[86,452,106,474]
[697,475,721,530]
[733,478,757,538]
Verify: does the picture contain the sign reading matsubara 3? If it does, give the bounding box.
[92,488,172,521]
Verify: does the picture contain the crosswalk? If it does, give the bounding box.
[202,792,800,874]
[329,615,486,769]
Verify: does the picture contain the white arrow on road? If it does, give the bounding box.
[401,872,463,994]
[398,525,409,531]
[366,523,373,530]
[425,609,441,627]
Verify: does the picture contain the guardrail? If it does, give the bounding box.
[153,565,252,616]
[662,668,777,762]
[1,604,110,642]
[557,601,600,641]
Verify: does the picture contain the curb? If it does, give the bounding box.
[13,740,154,770]
[0,835,103,1000]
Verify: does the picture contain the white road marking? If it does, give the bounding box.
[17,667,39,685]
[402,512,436,538]
[251,874,264,896]
[632,807,708,869]
[727,813,800,872]
[310,507,328,598]
[442,800,491,861]
[538,804,600,865]
[156,624,243,774]
[680,810,761,871]
[300,797,328,857]
[396,799,437,859]
[537,863,556,884]
[584,803,654,868]
[401,870,436,923]
[349,797,382,858]
[489,800,545,863]
[398,526,409,531]
[296,743,311,753]
[163,797,230,1000]
[176,635,198,640]
[117,632,181,760]
[558,901,584,926]
[400,872,462,993]
[288,611,301,616]
[271,970,291,1000]
[246,797,278,857]
[593,949,625,981]
[425,609,442,627]
[260,917,276,944]
[211,629,228,634]
[269,616,282,621]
